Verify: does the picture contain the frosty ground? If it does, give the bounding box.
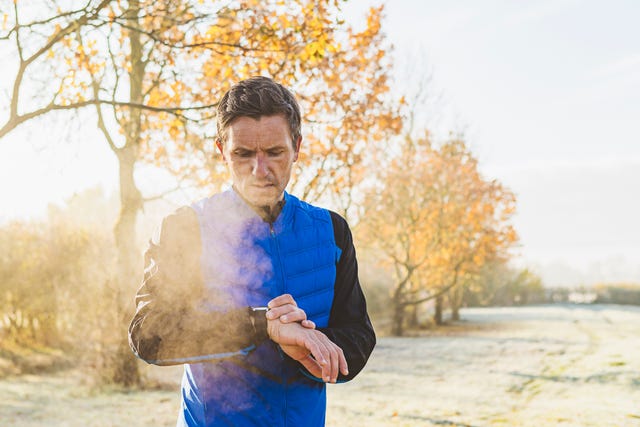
[1,304,639,427]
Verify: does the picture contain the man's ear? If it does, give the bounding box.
[215,138,226,161]
[293,136,302,162]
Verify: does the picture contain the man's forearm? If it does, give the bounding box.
[129,298,267,365]
[128,206,271,365]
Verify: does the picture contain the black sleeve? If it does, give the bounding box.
[317,211,376,382]
[128,207,268,366]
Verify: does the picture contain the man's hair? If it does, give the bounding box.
[216,76,302,147]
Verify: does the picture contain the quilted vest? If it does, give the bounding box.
[179,189,340,427]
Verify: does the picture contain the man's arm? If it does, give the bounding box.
[316,212,376,382]
[128,207,267,365]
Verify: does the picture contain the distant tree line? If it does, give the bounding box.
[545,283,640,306]
[593,284,640,305]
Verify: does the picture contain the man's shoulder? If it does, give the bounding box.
[287,194,333,228]
[287,193,328,217]
[152,205,200,247]
[286,194,351,236]
[191,189,256,222]
[163,203,199,228]
[190,190,231,215]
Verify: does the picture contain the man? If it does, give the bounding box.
[128,76,375,427]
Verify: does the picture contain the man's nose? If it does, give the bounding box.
[252,153,269,178]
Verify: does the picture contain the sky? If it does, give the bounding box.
[1,0,639,287]
[342,0,640,286]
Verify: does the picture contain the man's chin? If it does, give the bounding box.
[244,189,281,210]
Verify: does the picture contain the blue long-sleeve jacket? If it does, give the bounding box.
[129,190,375,426]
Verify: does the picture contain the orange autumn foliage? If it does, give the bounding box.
[2,2,399,216]
[135,2,402,215]
[359,133,518,334]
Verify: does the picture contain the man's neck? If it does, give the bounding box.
[256,199,285,223]
[233,187,285,222]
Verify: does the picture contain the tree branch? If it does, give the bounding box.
[403,260,466,307]
[0,98,218,140]
[142,185,183,203]
[3,0,111,140]
[22,0,111,70]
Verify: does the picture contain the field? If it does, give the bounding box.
[1,304,639,426]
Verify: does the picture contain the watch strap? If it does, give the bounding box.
[248,306,269,343]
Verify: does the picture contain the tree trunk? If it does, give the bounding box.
[451,302,460,321]
[451,304,460,321]
[112,144,143,387]
[433,295,443,325]
[450,286,462,321]
[391,276,410,336]
[392,301,405,336]
[407,304,419,328]
[114,146,143,289]
[107,0,144,387]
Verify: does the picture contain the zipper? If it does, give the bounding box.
[269,221,288,425]
[270,222,286,294]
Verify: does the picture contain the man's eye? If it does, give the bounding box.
[268,150,284,157]
[235,151,253,158]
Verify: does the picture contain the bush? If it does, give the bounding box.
[0,189,118,377]
[594,283,640,305]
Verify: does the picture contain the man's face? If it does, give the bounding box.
[217,114,300,216]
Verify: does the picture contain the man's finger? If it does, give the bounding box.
[329,340,344,383]
[302,335,328,369]
[313,333,346,382]
[338,346,349,377]
[314,337,335,383]
[267,294,296,309]
[297,355,323,378]
[279,310,307,323]
[301,319,315,329]
[327,343,339,383]
[266,304,304,321]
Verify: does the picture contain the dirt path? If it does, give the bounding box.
[1,304,638,426]
[326,304,640,427]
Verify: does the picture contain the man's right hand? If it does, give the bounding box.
[266,294,316,330]
[267,317,348,383]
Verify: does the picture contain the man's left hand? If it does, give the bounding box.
[265,294,347,382]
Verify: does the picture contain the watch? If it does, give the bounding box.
[248,306,269,341]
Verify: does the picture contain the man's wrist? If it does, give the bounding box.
[248,306,269,343]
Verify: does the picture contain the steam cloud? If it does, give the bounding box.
[192,189,274,312]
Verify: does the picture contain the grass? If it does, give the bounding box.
[0,337,72,377]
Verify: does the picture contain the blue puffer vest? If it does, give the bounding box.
[179,189,340,427]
